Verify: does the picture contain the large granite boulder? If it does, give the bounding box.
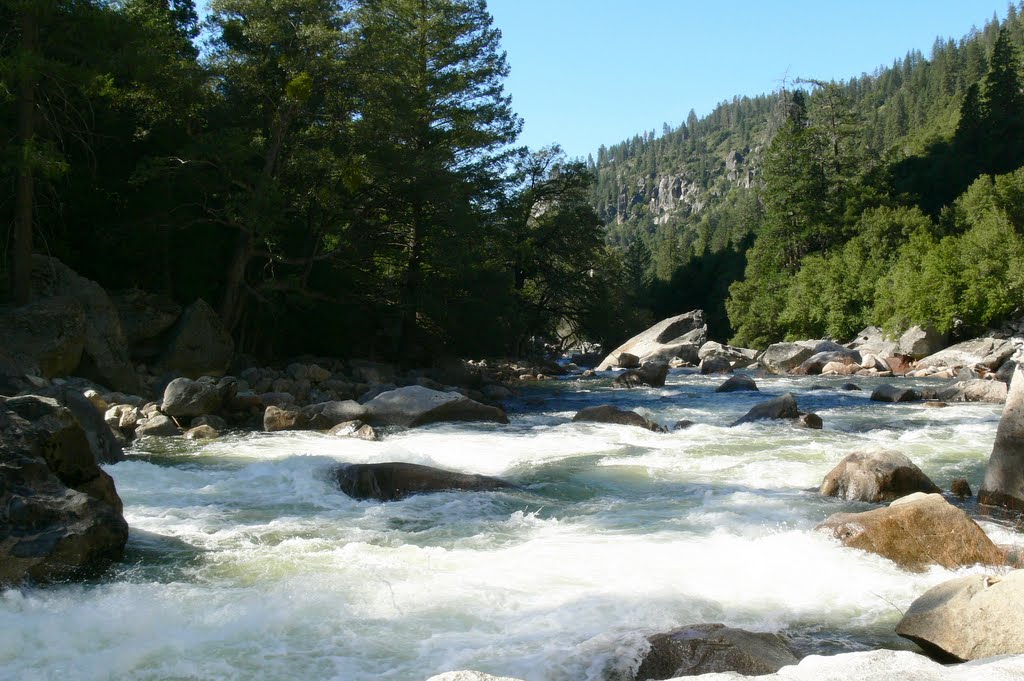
[730,393,801,426]
[264,400,368,432]
[596,311,706,370]
[110,288,182,360]
[936,379,1008,404]
[979,364,1024,510]
[816,492,1006,572]
[715,374,759,393]
[758,342,816,374]
[698,341,758,368]
[633,623,799,679]
[917,337,1015,372]
[819,449,940,503]
[54,388,125,464]
[161,377,223,418]
[30,256,139,393]
[362,386,507,428]
[612,361,669,388]
[794,348,862,376]
[572,404,666,432]
[0,297,86,379]
[0,396,128,585]
[334,462,512,501]
[870,384,921,403]
[899,325,946,359]
[896,570,1024,661]
[848,326,900,358]
[158,299,234,378]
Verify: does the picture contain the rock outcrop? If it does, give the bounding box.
[334,462,512,501]
[596,311,706,370]
[633,623,799,679]
[572,404,666,432]
[916,337,1015,373]
[979,364,1024,510]
[816,492,1006,572]
[819,449,940,503]
[0,396,128,585]
[895,570,1024,661]
[362,386,508,428]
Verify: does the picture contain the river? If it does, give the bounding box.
[1,370,1018,681]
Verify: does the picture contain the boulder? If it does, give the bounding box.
[633,623,799,679]
[161,377,223,418]
[134,414,181,438]
[110,288,182,359]
[334,462,512,501]
[0,297,86,379]
[572,404,666,432]
[997,359,1019,384]
[758,342,815,374]
[899,325,947,359]
[595,311,706,370]
[797,413,823,429]
[264,405,301,432]
[157,299,234,379]
[936,379,1008,404]
[715,375,759,393]
[821,361,860,375]
[30,256,139,393]
[613,361,669,388]
[794,349,862,375]
[183,425,219,440]
[815,492,1006,572]
[917,337,1015,372]
[870,384,921,403]
[699,356,733,374]
[884,354,915,376]
[328,420,378,441]
[979,364,1024,510]
[362,386,507,428]
[896,571,1024,662]
[698,341,758,368]
[849,326,900,358]
[0,396,128,585]
[730,393,801,426]
[191,414,227,430]
[54,388,125,464]
[819,449,941,503]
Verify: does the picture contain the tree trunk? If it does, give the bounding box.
[11,7,37,305]
[220,229,252,333]
[397,212,425,359]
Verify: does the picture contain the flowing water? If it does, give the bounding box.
[2,370,1020,681]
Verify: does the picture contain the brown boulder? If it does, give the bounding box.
[819,449,940,503]
[816,492,1006,572]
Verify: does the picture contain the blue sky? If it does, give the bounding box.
[487,1,1009,159]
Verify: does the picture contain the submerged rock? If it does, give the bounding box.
[572,404,666,432]
[896,570,1024,662]
[816,492,1006,572]
[362,386,508,428]
[334,462,512,501]
[819,449,940,503]
[633,623,799,679]
[979,364,1024,510]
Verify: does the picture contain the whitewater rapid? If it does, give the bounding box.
[1,371,1018,681]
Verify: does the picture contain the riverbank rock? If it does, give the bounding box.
[895,570,1024,661]
[613,361,669,388]
[715,375,759,393]
[816,492,1006,572]
[698,341,758,368]
[758,342,815,374]
[596,310,706,370]
[936,379,1008,404]
[264,400,368,432]
[161,377,223,418]
[110,288,182,361]
[899,325,946,359]
[730,393,801,426]
[0,297,86,380]
[794,348,862,376]
[699,356,733,374]
[362,386,507,428]
[0,396,128,585]
[183,425,219,440]
[870,384,921,403]
[134,414,181,438]
[633,623,799,679]
[849,326,900,358]
[917,337,1015,373]
[819,449,940,503]
[328,420,378,441]
[572,404,666,432]
[157,299,234,378]
[31,256,139,394]
[334,462,512,501]
[979,364,1024,510]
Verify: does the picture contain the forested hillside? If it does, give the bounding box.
[592,7,1024,345]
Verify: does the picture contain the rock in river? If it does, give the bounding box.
[633,623,799,679]
[979,364,1024,510]
[362,385,508,428]
[572,404,666,432]
[334,462,512,501]
[819,448,940,503]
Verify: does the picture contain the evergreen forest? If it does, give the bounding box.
[4,1,1024,363]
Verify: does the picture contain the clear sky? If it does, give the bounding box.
[486,0,1009,160]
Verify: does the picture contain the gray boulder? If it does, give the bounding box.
[699,356,733,374]
[596,311,706,370]
[633,623,799,679]
[183,425,219,440]
[979,364,1024,510]
[730,393,801,426]
[936,379,1008,404]
[30,256,139,393]
[896,570,1024,661]
[698,341,758,368]
[899,325,947,359]
[758,342,815,374]
[715,375,759,393]
[613,361,669,388]
[870,384,921,403]
[849,325,900,358]
[328,420,378,441]
[362,386,507,428]
[0,396,128,585]
[572,404,666,432]
[134,414,181,438]
[820,448,940,503]
[162,377,223,418]
[110,288,182,361]
[158,299,234,378]
[794,348,862,375]
[0,297,86,379]
[334,462,512,501]
[917,337,1015,372]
